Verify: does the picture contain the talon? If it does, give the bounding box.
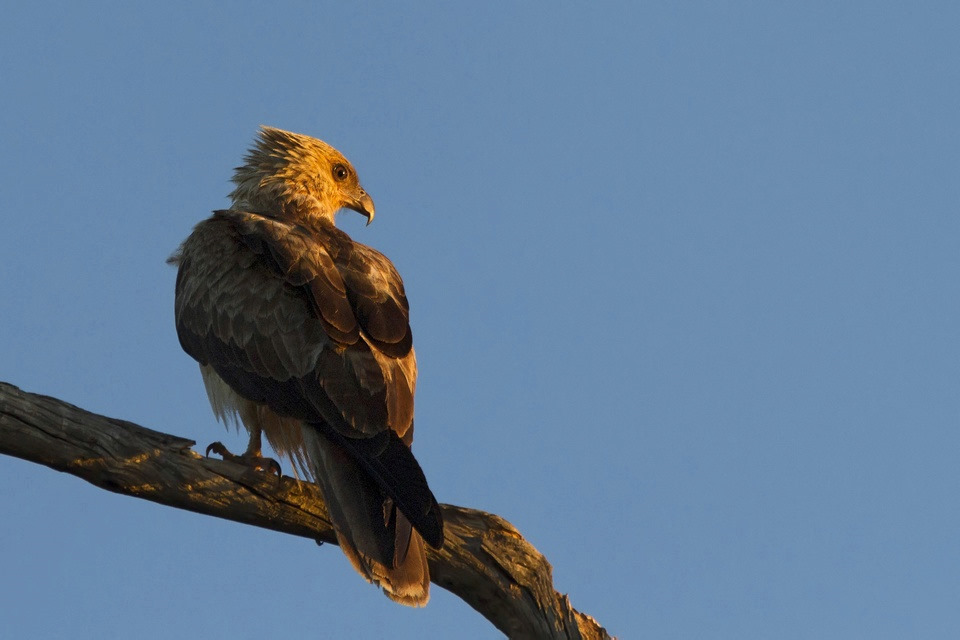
[248,456,283,480]
[205,441,233,459]
[204,441,281,479]
[266,458,282,480]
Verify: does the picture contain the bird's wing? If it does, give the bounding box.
[321,225,416,441]
[173,210,442,548]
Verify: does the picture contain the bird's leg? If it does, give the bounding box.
[205,425,282,479]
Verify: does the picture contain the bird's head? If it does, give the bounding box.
[229,126,375,225]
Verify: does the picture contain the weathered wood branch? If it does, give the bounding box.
[0,381,612,640]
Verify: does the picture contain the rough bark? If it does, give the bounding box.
[0,381,613,640]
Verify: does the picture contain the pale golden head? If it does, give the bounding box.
[229,126,374,224]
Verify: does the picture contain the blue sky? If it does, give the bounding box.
[1,2,958,638]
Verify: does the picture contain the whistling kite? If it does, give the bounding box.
[170,127,443,605]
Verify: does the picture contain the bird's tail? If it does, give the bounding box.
[301,427,433,606]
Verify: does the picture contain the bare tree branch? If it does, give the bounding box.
[0,381,613,639]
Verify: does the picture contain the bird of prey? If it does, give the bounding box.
[170,126,444,606]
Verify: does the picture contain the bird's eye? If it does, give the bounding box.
[332,164,349,181]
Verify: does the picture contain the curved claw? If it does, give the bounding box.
[248,456,282,480]
[205,441,228,458]
[203,441,281,480]
[265,458,282,481]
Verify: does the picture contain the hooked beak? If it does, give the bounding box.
[347,191,375,225]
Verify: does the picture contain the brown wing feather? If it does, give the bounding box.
[313,225,413,357]
[231,212,360,346]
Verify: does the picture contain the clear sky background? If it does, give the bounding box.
[1,2,957,638]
